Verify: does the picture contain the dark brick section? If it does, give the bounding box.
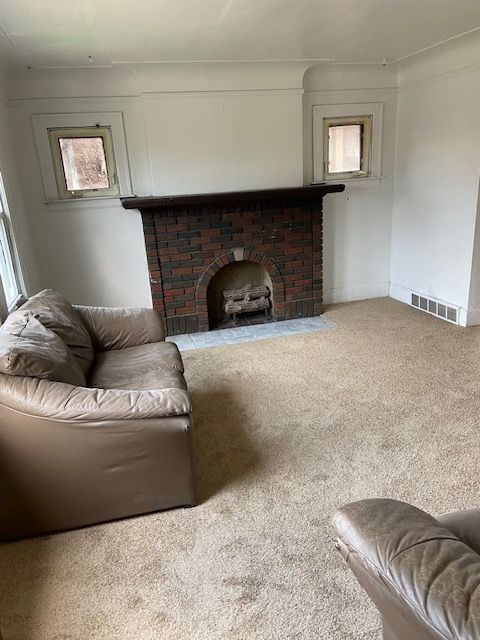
[166,314,199,336]
[286,298,315,319]
[140,200,326,335]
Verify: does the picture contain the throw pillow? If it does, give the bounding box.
[0,312,86,386]
[9,289,94,375]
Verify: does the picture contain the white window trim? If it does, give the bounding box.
[0,173,23,317]
[323,115,372,180]
[33,112,132,202]
[313,102,383,184]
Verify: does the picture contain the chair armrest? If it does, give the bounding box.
[0,374,190,421]
[74,305,165,351]
[332,499,480,640]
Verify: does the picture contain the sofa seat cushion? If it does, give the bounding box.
[0,313,86,386]
[15,289,94,376]
[438,508,480,554]
[89,341,186,391]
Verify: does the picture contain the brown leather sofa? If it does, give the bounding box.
[332,499,480,640]
[0,289,195,541]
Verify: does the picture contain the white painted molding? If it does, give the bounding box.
[304,89,396,104]
[9,89,304,106]
[397,60,480,93]
[312,177,383,189]
[32,111,133,201]
[8,96,140,107]
[312,102,383,183]
[388,282,412,305]
[323,282,389,305]
[389,282,470,327]
[141,89,304,99]
[397,30,480,90]
[304,86,397,94]
[8,61,310,100]
[393,27,480,64]
[44,197,133,213]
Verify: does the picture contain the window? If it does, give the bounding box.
[33,113,132,202]
[323,116,372,180]
[0,173,22,310]
[312,103,383,184]
[48,126,119,199]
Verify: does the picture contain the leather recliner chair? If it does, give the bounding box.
[332,499,480,640]
[0,289,195,540]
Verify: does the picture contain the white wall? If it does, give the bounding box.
[390,32,480,325]
[8,101,153,308]
[143,92,302,195]
[303,65,397,303]
[5,37,480,319]
[7,63,306,307]
[8,61,396,310]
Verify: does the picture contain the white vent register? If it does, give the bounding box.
[411,293,459,325]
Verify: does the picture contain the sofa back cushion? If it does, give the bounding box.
[0,312,86,386]
[15,289,93,375]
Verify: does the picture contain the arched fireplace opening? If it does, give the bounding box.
[207,260,273,329]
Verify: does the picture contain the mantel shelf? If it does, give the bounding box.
[121,184,345,211]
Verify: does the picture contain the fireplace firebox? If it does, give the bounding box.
[122,184,344,336]
[208,261,272,329]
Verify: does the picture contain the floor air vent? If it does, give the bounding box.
[411,293,459,324]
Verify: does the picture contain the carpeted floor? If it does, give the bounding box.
[1,297,480,639]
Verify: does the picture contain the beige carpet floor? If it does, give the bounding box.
[1,297,480,640]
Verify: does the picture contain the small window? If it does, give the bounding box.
[323,116,372,180]
[48,126,119,199]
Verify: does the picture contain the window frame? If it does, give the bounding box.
[312,102,383,184]
[33,112,132,202]
[323,115,372,181]
[0,173,23,314]
[48,125,119,200]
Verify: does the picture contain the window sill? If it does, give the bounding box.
[312,177,383,189]
[44,195,134,211]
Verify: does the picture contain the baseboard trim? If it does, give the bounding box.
[389,282,413,305]
[323,282,389,305]
[465,308,480,327]
[389,282,473,327]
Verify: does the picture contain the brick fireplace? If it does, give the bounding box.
[122,184,344,335]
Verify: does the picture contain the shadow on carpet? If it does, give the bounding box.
[192,389,262,503]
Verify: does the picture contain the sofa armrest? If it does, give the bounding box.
[0,373,190,421]
[74,305,165,351]
[332,499,480,640]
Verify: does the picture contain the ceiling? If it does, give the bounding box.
[0,0,479,69]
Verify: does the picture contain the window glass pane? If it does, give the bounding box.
[59,137,110,191]
[0,218,18,307]
[328,124,362,173]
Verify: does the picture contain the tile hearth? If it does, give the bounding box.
[166,315,335,351]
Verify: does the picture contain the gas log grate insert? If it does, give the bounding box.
[223,284,271,324]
